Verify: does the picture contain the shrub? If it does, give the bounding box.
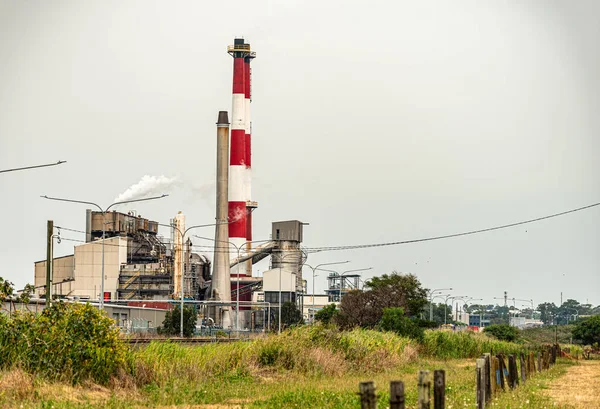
[483,324,520,342]
[157,305,197,337]
[422,330,525,359]
[335,272,428,329]
[0,302,129,384]
[314,303,337,324]
[572,316,600,345]
[281,302,304,327]
[379,307,425,341]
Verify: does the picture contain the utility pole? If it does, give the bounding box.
[45,220,53,307]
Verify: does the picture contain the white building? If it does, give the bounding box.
[301,294,333,322]
[34,236,127,301]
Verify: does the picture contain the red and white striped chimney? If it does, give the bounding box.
[228,38,256,275]
[244,51,255,276]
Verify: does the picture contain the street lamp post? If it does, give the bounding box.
[430,294,450,325]
[302,261,349,323]
[464,298,483,325]
[337,268,372,302]
[443,295,464,325]
[41,194,168,309]
[427,288,453,321]
[194,235,270,331]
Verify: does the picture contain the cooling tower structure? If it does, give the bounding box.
[227,38,256,276]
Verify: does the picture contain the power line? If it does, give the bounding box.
[0,160,66,174]
[304,201,600,253]
[54,200,600,255]
[55,226,86,234]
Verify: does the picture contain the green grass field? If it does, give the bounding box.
[0,326,579,408]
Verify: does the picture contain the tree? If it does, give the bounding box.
[0,277,14,303]
[435,303,453,325]
[281,302,303,327]
[158,305,197,337]
[379,307,425,340]
[572,316,600,345]
[335,272,428,329]
[483,324,520,342]
[18,283,35,304]
[314,303,337,324]
[537,302,557,325]
[0,277,15,313]
[365,272,428,317]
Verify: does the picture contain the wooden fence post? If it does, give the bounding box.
[520,353,526,383]
[483,354,491,402]
[418,370,431,409]
[512,355,519,387]
[537,351,541,372]
[507,355,517,389]
[496,354,506,391]
[359,381,377,409]
[390,381,405,409]
[434,370,445,409]
[476,359,486,409]
[491,356,500,397]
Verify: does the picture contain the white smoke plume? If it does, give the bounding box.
[114,175,178,203]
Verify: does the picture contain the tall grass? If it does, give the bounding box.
[421,330,527,359]
[131,325,419,386]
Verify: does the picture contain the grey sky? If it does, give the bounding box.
[1,1,598,307]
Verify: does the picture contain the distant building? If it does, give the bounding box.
[452,310,470,326]
[468,315,491,328]
[510,316,543,329]
[301,294,333,322]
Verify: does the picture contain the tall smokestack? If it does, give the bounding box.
[244,51,255,276]
[228,38,248,265]
[212,111,232,328]
[228,38,256,277]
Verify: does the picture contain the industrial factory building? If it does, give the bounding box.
[32,39,321,330]
[34,211,211,301]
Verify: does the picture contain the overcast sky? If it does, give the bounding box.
[1,1,598,308]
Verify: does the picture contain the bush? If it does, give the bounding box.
[483,324,520,342]
[314,304,337,324]
[280,302,304,327]
[158,305,197,337]
[0,302,129,384]
[422,330,525,359]
[335,272,428,329]
[379,307,425,341]
[572,316,600,345]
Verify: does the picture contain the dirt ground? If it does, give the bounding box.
[545,360,600,408]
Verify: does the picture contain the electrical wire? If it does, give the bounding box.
[54,200,600,255]
[0,160,66,174]
[303,201,600,253]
